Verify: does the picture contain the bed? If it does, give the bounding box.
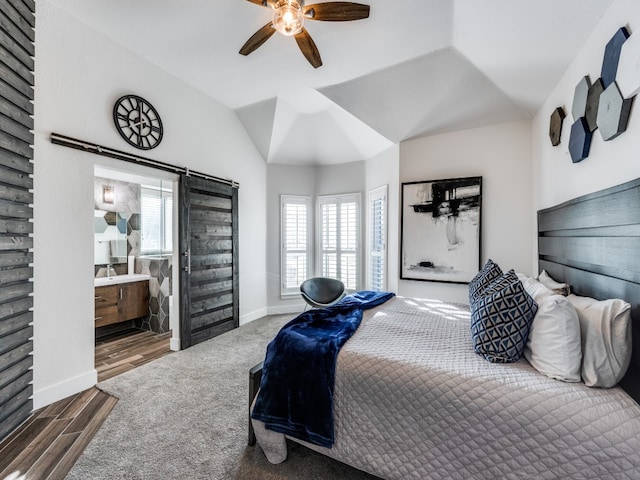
[250,178,640,479]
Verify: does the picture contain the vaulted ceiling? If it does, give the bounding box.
[51,0,614,165]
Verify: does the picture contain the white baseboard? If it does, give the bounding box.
[240,307,268,326]
[32,369,98,410]
[170,337,181,351]
[267,304,305,315]
[239,305,303,325]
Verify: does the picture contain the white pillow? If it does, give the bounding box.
[518,275,554,303]
[524,295,582,382]
[538,270,570,296]
[567,294,632,388]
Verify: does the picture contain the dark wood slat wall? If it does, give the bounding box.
[180,176,239,349]
[0,0,34,442]
[538,177,640,404]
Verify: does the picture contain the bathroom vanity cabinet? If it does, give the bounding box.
[95,280,149,327]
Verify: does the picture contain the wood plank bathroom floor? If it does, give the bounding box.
[96,329,172,382]
[0,330,171,479]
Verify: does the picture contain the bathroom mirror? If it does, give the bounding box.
[94,210,127,265]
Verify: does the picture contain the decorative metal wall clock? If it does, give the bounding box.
[113,94,163,150]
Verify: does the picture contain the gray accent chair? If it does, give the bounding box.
[300,277,346,310]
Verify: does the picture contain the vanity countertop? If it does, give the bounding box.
[94,273,150,287]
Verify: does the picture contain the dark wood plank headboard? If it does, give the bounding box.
[538,177,640,404]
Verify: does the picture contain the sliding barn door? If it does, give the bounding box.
[0,0,35,441]
[179,175,238,349]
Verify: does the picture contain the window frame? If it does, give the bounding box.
[366,185,388,291]
[280,195,312,298]
[316,192,361,291]
[140,186,173,255]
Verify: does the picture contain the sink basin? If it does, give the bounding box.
[94,273,150,287]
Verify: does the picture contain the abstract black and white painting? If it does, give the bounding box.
[401,177,482,283]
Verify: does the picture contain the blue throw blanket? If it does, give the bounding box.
[251,290,395,447]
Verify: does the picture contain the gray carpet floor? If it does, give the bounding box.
[67,315,379,479]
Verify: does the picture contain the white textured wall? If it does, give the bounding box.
[33,0,267,408]
[399,120,533,303]
[533,0,640,217]
[315,161,366,197]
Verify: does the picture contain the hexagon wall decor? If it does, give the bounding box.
[94,214,108,234]
[104,211,117,226]
[572,76,591,120]
[569,117,592,163]
[116,212,127,234]
[601,27,630,88]
[617,31,640,99]
[597,82,633,141]
[585,78,604,132]
[549,107,566,146]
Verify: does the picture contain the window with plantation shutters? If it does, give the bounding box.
[318,194,360,291]
[367,186,387,291]
[281,195,311,296]
[141,186,172,253]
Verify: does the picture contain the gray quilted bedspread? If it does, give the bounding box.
[253,297,640,479]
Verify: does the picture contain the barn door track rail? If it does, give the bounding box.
[50,132,239,188]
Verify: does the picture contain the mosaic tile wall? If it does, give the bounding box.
[94,176,141,276]
[134,255,172,334]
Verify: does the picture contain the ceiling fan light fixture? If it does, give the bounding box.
[272,1,304,36]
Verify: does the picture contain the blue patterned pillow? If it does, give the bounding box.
[468,259,502,305]
[470,275,538,363]
[482,269,519,295]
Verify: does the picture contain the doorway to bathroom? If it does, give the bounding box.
[93,164,180,378]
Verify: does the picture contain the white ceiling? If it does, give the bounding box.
[50,0,614,165]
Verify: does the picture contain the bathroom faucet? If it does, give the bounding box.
[107,264,114,277]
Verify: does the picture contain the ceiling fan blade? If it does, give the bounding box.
[245,0,274,7]
[303,2,370,21]
[295,28,322,68]
[239,22,276,56]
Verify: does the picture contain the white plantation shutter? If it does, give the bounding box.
[321,202,337,278]
[318,194,361,290]
[281,195,311,296]
[367,186,387,291]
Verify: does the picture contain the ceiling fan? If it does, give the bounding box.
[239,0,370,68]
